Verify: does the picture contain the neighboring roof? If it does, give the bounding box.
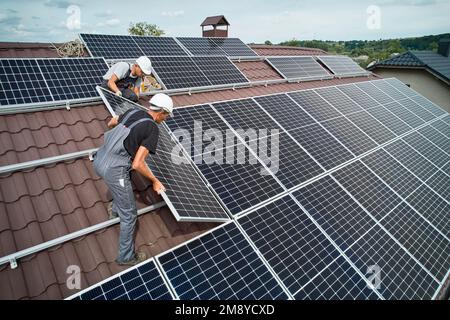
[250,44,328,56]
[200,15,230,27]
[368,50,450,83]
[0,41,379,300]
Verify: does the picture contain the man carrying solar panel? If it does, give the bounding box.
[92,93,174,266]
[101,56,152,102]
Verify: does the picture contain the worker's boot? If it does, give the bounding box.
[107,202,119,220]
[116,252,147,266]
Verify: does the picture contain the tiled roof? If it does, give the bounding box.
[250,44,328,56]
[0,42,89,58]
[369,50,450,83]
[0,40,379,300]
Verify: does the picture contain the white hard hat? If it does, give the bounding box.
[149,93,174,116]
[136,56,152,75]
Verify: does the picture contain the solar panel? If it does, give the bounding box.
[165,104,232,160]
[315,86,364,115]
[344,224,439,299]
[384,78,418,98]
[97,86,143,116]
[149,56,211,89]
[266,57,330,80]
[406,185,450,238]
[254,94,316,131]
[384,139,439,181]
[68,259,174,300]
[418,125,450,154]
[410,95,446,117]
[362,149,423,198]
[150,56,248,90]
[354,82,394,105]
[398,98,435,122]
[249,132,324,189]
[157,222,289,299]
[383,101,425,129]
[211,38,258,57]
[212,98,283,140]
[289,124,354,170]
[371,79,408,101]
[336,84,380,109]
[365,106,411,135]
[294,256,380,300]
[402,131,448,168]
[293,176,375,252]
[191,56,248,85]
[176,37,257,57]
[196,142,284,216]
[238,195,341,295]
[176,37,227,56]
[288,90,342,122]
[145,131,230,222]
[431,119,450,137]
[379,202,450,281]
[37,58,108,101]
[97,87,230,222]
[346,111,396,145]
[79,33,144,59]
[0,59,54,106]
[425,170,449,202]
[320,116,378,156]
[332,161,403,221]
[131,36,188,56]
[317,55,369,76]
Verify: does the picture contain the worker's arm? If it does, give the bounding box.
[133,86,140,99]
[107,74,121,94]
[107,116,119,129]
[132,146,165,194]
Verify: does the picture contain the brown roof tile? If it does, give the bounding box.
[234,60,282,81]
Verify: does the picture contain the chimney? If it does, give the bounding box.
[437,38,450,57]
[201,15,230,38]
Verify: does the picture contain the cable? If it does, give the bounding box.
[51,39,86,57]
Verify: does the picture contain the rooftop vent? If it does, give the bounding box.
[201,15,230,38]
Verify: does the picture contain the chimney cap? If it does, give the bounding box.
[201,15,230,27]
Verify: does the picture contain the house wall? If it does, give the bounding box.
[372,68,450,113]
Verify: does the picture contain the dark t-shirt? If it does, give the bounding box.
[118,109,159,158]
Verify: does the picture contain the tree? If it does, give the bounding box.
[128,22,165,36]
[264,40,273,45]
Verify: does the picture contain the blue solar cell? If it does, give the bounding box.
[158,222,289,299]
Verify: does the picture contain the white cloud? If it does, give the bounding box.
[97,18,120,27]
[161,10,185,17]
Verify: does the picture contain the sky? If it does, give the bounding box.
[0,0,449,44]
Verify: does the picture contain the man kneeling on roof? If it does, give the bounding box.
[101,56,152,103]
[92,93,174,266]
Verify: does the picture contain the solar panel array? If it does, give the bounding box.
[69,259,174,300]
[149,56,248,89]
[176,37,257,57]
[266,56,331,80]
[317,55,369,76]
[161,77,449,299]
[79,33,188,59]
[85,77,448,300]
[0,58,108,108]
[80,34,257,59]
[96,86,230,222]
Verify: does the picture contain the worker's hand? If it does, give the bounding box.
[115,91,122,97]
[153,180,166,195]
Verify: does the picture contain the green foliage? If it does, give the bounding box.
[128,22,165,36]
[278,33,450,68]
[264,40,273,45]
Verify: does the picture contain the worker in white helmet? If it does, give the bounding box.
[101,56,152,102]
[92,93,174,266]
